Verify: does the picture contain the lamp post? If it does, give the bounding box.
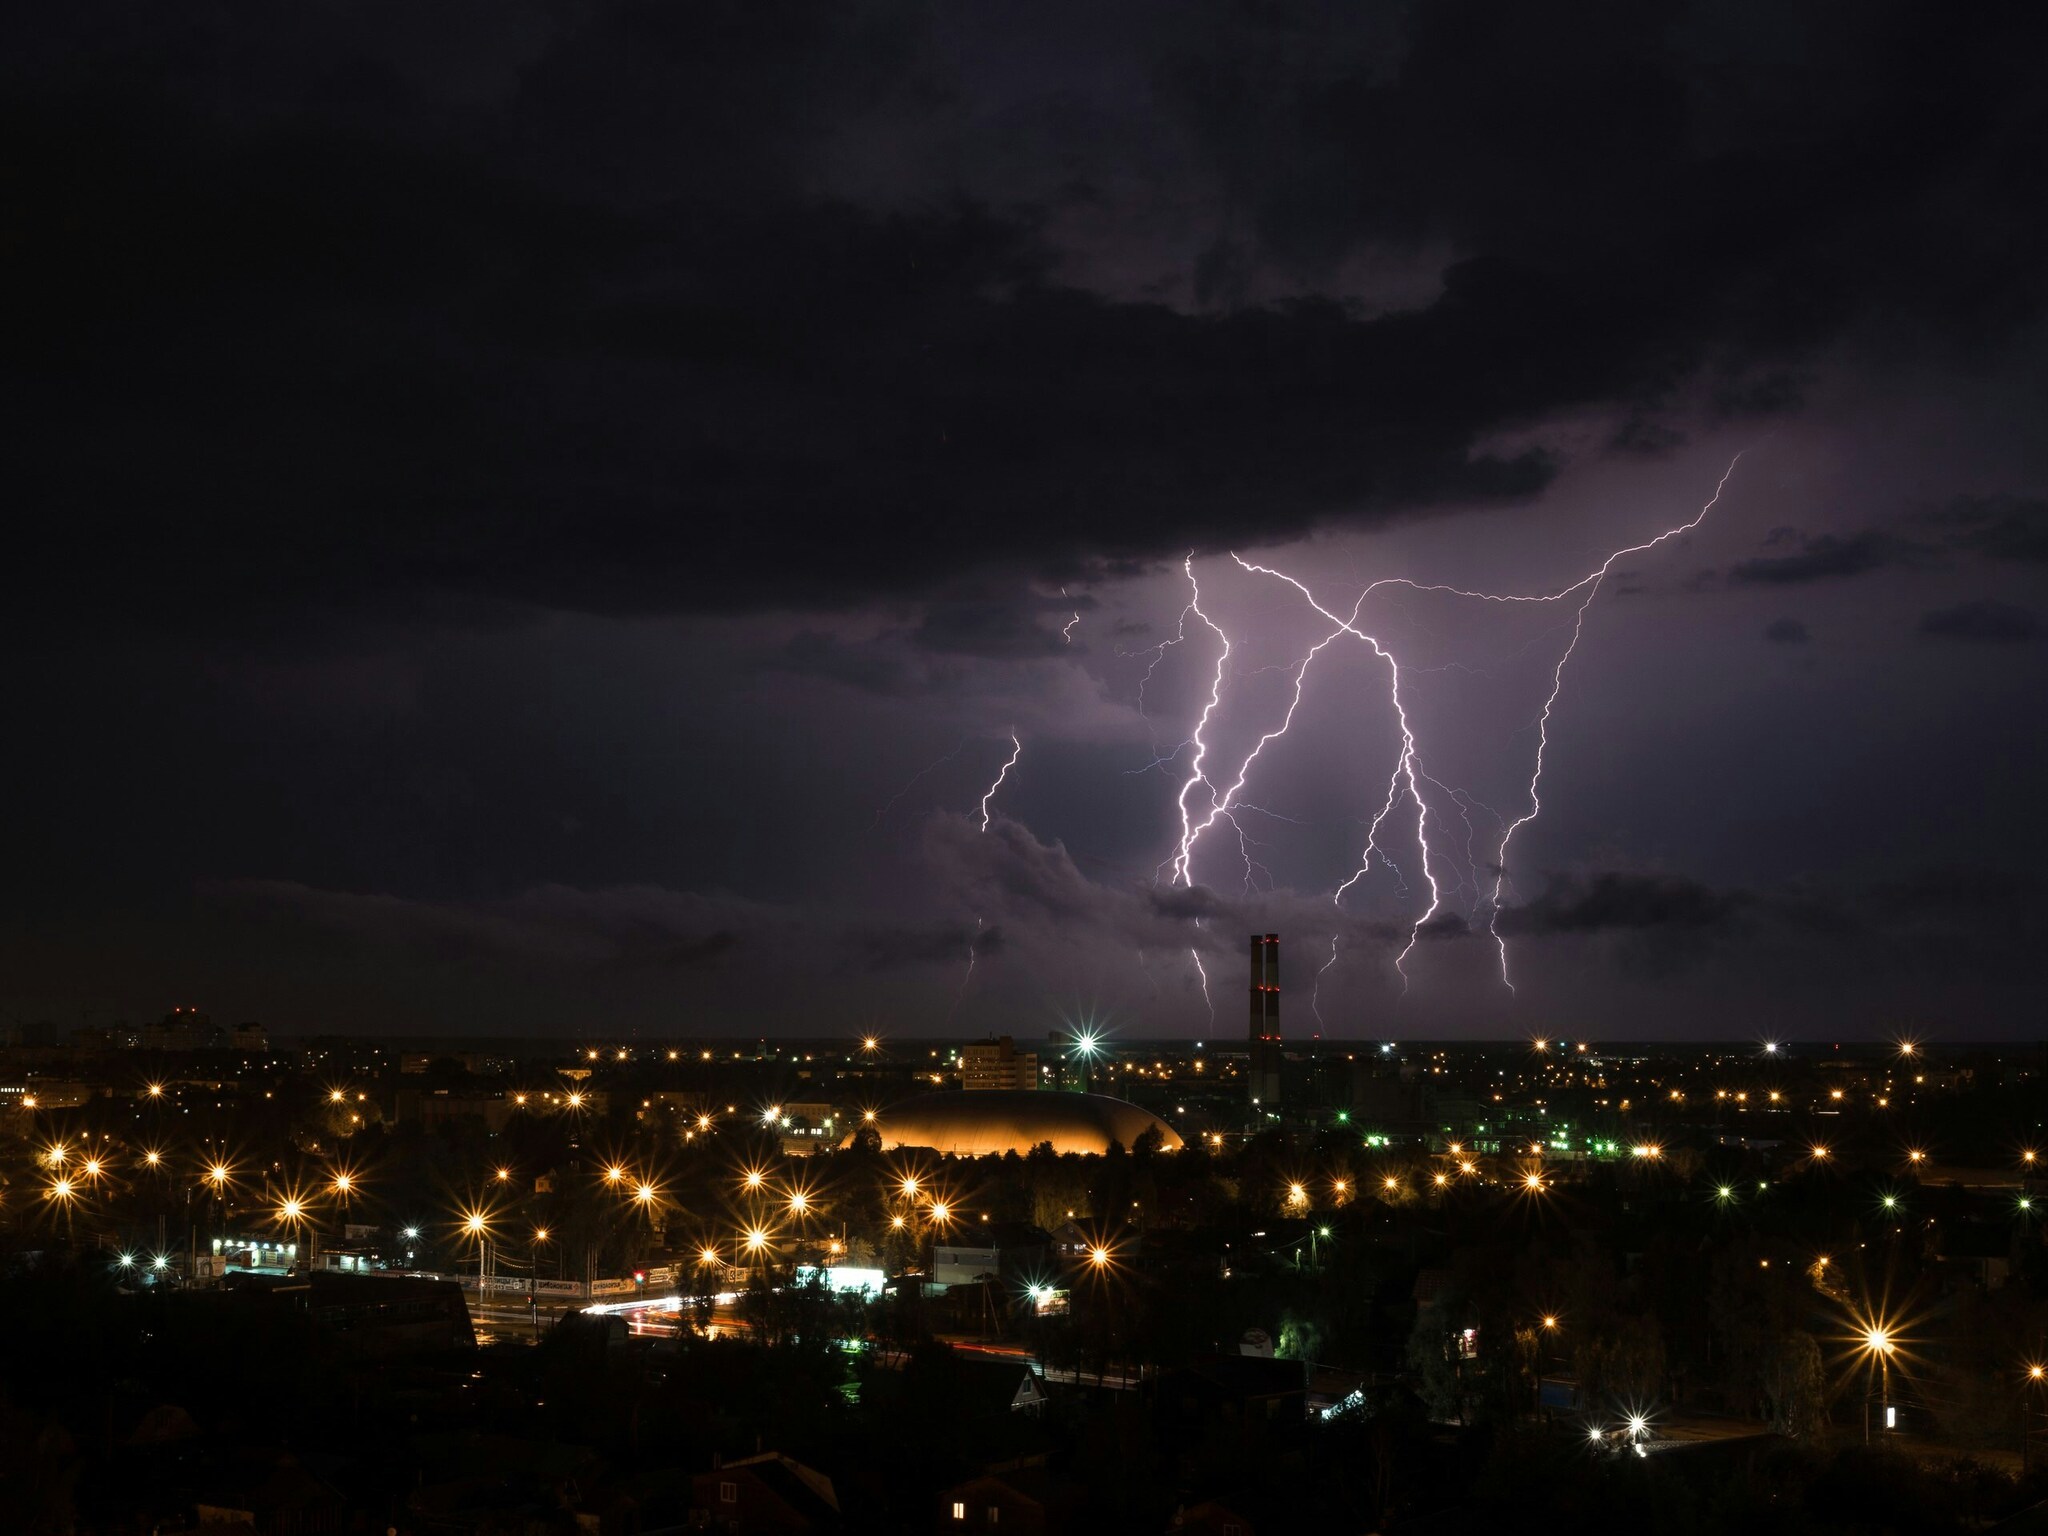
[1863,1326,1896,1444]
[2027,1364,2046,1471]
[530,1228,552,1332]
[464,1212,491,1302]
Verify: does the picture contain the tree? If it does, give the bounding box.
[1759,1330,1828,1439]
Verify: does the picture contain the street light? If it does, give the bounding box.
[1861,1324,1897,1443]
[460,1210,493,1298]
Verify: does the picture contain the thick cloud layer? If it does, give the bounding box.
[3,2,2046,1036]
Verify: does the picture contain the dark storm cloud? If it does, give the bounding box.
[845,922,996,975]
[1728,530,1927,586]
[206,879,751,972]
[1917,600,2043,643]
[1496,872,1747,937]
[1934,495,2048,564]
[6,1,2048,642]
[1763,617,1811,644]
[7,2,2048,1038]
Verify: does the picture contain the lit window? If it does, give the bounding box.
[720,1482,737,1504]
[952,1503,967,1521]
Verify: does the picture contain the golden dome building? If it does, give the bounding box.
[860,1089,1183,1158]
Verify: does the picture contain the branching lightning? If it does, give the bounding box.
[1153,455,1741,1004]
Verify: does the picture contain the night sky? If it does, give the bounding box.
[5,2,2046,1040]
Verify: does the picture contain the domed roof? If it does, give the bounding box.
[862,1089,1184,1158]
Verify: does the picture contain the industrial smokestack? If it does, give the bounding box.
[1248,934,1283,1109]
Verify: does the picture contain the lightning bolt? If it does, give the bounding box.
[962,734,1023,1008]
[1157,455,1741,1005]
[1480,454,1744,989]
[1060,587,1081,643]
[1226,557,1442,985]
[979,732,1022,832]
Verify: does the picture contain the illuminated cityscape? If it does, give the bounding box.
[8,2,2048,1533]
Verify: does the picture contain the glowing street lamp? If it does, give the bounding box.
[1861,1324,1898,1443]
[604,1164,627,1187]
[47,1175,79,1235]
[1286,1182,1308,1207]
[460,1210,493,1295]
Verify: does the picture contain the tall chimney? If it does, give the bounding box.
[1248,934,1283,1110]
